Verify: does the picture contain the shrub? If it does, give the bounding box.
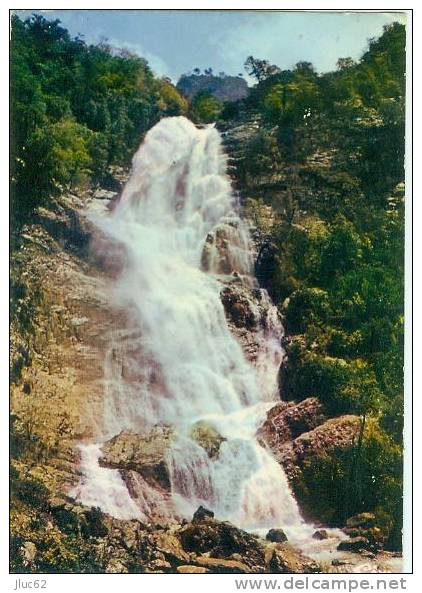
[283,287,330,334]
[291,419,402,549]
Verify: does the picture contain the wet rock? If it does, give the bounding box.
[312,529,328,540]
[190,422,226,459]
[201,223,243,274]
[220,284,258,329]
[255,240,278,290]
[266,528,288,543]
[99,426,173,490]
[193,505,215,522]
[332,559,348,567]
[337,536,371,553]
[258,398,326,451]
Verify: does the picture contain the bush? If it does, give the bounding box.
[291,419,402,549]
[190,91,223,123]
[283,287,330,334]
[282,346,381,416]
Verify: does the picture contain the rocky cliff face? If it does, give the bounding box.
[10,177,138,493]
[177,74,249,102]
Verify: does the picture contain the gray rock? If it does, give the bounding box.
[99,426,173,490]
[268,545,320,574]
[193,505,214,522]
[337,536,370,552]
[190,421,226,459]
[266,528,288,543]
[312,529,328,540]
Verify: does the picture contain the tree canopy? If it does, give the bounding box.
[10,14,188,218]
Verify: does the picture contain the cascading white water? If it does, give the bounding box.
[72,116,312,543]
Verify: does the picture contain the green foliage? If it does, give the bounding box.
[244,55,281,82]
[244,22,405,546]
[292,419,402,549]
[284,288,330,334]
[282,344,381,416]
[10,14,187,219]
[190,91,223,123]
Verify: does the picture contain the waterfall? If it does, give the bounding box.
[72,116,312,543]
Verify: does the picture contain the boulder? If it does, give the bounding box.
[179,517,265,569]
[331,559,348,567]
[290,415,360,463]
[220,284,258,329]
[342,526,385,551]
[99,426,173,490]
[278,415,361,479]
[337,537,371,553]
[267,544,320,574]
[190,422,226,459]
[20,541,37,567]
[258,398,326,451]
[49,498,108,538]
[266,528,288,543]
[312,529,328,540]
[193,505,215,522]
[151,531,191,564]
[145,558,172,573]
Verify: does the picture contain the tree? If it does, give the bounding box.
[337,57,356,70]
[244,55,281,82]
[190,91,223,124]
[10,14,187,219]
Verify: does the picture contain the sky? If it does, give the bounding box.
[14,10,407,83]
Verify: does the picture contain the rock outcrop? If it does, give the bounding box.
[258,404,360,482]
[189,422,226,459]
[340,513,385,552]
[266,528,288,543]
[177,73,249,102]
[10,189,128,500]
[99,426,173,491]
[279,415,361,478]
[220,283,260,329]
[257,397,326,451]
